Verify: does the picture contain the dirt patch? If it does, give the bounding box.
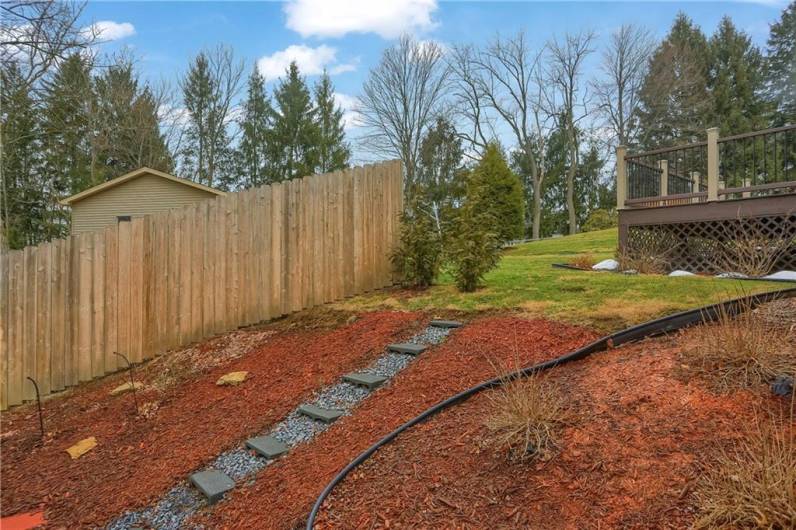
[0,310,425,528]
[191,317,599,530]
[590,298,683,328]
[312,328,792,529]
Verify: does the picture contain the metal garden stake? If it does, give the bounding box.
[113,352,139,415]
[26,376,44,441]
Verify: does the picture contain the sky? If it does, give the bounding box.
[79,0,791,160]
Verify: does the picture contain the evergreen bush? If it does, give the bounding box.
[390,196,442,288]
[467,144,525,244]
[446,201,502,292]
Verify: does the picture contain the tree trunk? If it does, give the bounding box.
[566,127,578,235]
[532,179,541,240]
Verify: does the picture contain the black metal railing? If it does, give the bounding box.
[718,125,796,197]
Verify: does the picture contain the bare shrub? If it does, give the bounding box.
[569,253,595,269]
[693,413,796,529]
[617,229,678,274]
[687,299,795,392]
[716,217,795,277]
[485,372,566,461]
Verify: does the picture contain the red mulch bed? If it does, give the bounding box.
[191,317,599,529]
[0,310,424,528]
[314,330,793,529]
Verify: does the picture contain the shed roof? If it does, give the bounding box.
[60,167,225,206]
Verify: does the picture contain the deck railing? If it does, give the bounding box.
[617,125,796,209]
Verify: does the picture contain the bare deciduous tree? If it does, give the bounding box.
[450,32,552,239]
[1,0,98,90]
[546,31,595,234]
[593,24,655,148]
[358,35,449,192]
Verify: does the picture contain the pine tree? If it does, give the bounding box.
[236,66,273,187]
[637,13,712,147]
[314,72,350,174]
[94,59,172,180]
[467,143,525,243]
[269,62,320,182]
[765,1,796,126]
[181,47,242,189]
[708,17,769,135]
[1,62,46,248]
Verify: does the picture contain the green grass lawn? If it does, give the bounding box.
[335,228,787,331]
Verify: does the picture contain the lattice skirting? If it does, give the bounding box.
[624,214,796,274]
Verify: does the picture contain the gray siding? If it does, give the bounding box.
[70,174,219,233]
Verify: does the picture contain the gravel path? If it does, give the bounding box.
[107,324,455,529]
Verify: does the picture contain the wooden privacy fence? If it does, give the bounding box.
[0,160,404,409]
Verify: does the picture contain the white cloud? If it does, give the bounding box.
[334,93,362,130]
[87,20,136,41]
[284,0,438,39]
[257,44,356,79]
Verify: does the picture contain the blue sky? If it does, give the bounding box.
[80,0,790,158]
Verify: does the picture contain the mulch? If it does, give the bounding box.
[0,310,425,528]
[313,329,793,529]
[190,317,599,529]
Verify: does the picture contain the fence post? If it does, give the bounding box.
[742,178,751,198]
[616,145,627,209]
[706,127,719,201]
[658,159,668,199]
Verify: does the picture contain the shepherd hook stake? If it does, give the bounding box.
[26,376,44,441]
[113,352,139,415]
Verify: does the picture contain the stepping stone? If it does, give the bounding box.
[245,436,288,459]
[388,343,427,356]
[430,319,463,329]
[298,404,344,424]
[343,372,388,390]
[189,470,234,504]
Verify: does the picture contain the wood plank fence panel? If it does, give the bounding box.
[0,161,402,408]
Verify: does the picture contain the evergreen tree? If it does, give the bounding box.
[637,13,711,147]
[94,59,172,180]
[313,72,350,174]
[765,1,796,125]
[446,198,502,292]
[269,62,320,182]
[236,66,273,187]
[1,62,46,248]
[416,117,466,239]
[708,17,769,135]
[467,144,525,243]
[181,47,242,189]
[41,53,94,234]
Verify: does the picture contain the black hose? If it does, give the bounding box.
[306,288,796,528]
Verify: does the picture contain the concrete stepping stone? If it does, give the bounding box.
[189,470,234,504]
[430,319,463,329]
[388,343,427,355]
[245,436,288,459]
[298,404,344,424]
[343,372,388,390]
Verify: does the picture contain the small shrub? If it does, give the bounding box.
[569,253,595,269]
[390,200,442,288]
[485,372,565,462]
[716,218,794,277]
[693,415,796,529]
[446,202,501,292]
[687,299,795,391]
[617,229,678,274]
[582,208,617,232]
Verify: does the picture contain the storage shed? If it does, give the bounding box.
[60,167,225,234]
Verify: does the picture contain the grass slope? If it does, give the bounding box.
[335,229,786,331]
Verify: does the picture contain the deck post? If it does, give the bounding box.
[743,178,751,198]
[690,171,700,203]
[616,145,627,210]
[706,127,719,201]
[658,159,668,200]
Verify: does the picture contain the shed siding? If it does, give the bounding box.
[70,174,219,233]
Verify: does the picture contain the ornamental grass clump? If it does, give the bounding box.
[688,299,795,392]
[485,372,566,462]
[693,413,796,529]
